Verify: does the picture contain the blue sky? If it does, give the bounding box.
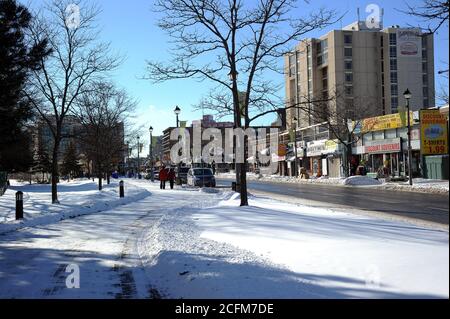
[28,0,449,150]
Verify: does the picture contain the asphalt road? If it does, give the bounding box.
[216,178,449,225]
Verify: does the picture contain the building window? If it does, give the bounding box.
[422,49,427,59]
[422,36,427,49]
[345,61,352,70]
[345,85,353,95]
[422,62,428,73]
[391,84,398,96]
[317,55,323,66]
[344,34,352,44]
[344,47,352,57]
[423,87,429,97]
[423,74,428,85]
[389,33,397,45]
[322,67,328,77]
[390,59,397,71]
[423,98,429,108]
[389,46,397,57]
[390,72,398,83]
[345,73,353,82]
[391,97,399,109]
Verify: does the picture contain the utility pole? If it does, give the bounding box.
[149,126,154,182]
[137,136,140,179]
[404,89,413,186]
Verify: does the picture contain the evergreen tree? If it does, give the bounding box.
[33,140,52,182]
[61,142,81,180]
[0,0,51,171]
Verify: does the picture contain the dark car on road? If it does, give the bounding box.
[187,168,216,188]
[175,166,190,184]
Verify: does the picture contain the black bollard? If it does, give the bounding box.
[119,180,124,198]
[16,191,23,220]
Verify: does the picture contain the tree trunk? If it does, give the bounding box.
[98,172,103,191]
[346,143,353,177]
[51,138,60,204]
[239,163,248,206]
[107,172,110,185]
[239,129,249,206]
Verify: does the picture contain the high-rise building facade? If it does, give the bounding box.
[285,21,435,131]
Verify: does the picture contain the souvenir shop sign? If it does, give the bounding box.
[364,138,401,154]
[420,110,448,155]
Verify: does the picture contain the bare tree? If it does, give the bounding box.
[401,0,449,34]
[75,81,136,190]
[146,0,337,206]
[24,0,120,203]
[299,92,380,177]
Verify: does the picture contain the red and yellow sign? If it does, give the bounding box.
[361,111,413,133]
[420,110,448,155]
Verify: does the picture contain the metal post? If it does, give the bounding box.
[119,180,124,198]
[16,191,23,220]
[406,100,413,185]
[137,136,140,179]
[150,132,154,182]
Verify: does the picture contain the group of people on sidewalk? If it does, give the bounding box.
[159,165,176,190]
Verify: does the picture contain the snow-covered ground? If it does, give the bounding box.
[141,192,449,299]
[0,179,447,299]
[0,179,149,234]
[217,173,449,194]
[0,180,219,298]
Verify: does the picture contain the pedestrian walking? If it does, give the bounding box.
[168,168,176,189]
[159,165,168,189]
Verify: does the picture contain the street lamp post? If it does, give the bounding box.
[174,106,181,128]
[137,136,140,179]
[403,89,413,186]
[293,117,299,177]
[149,126,154,182]
[126,141,130,177]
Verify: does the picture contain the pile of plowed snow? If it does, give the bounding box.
[342,176,382,186]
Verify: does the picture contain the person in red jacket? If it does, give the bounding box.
[168,168,176,189]
[159,165,168,189]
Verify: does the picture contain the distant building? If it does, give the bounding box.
[285,21,435,131]
[33,115,126,174]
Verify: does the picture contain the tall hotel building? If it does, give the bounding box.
[285,21,435,131]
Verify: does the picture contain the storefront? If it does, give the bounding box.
[306,139,343,177]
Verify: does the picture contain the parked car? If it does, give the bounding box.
[187,168,216,187]
[145,168,159,180]
[175,166,190,184]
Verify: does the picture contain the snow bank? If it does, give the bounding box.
[193,195,449,298]
[382,178,449,194]
[141,189,448,298]
[342,176,382,186]
[0,178,150,234]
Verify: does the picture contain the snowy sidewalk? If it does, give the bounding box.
[0,180,447,299]
[0,179,150,234]
[0,180,220,298]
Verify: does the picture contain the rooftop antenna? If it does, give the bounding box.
[357,8,360,22]
[380,8,384,29]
